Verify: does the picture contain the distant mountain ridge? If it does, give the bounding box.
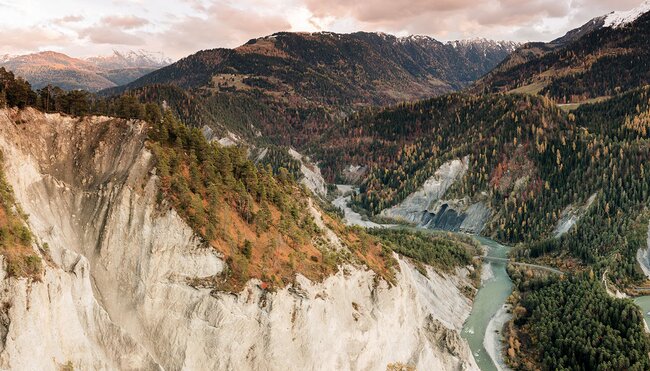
[0,50,172,91]
[86,50,173,71]
[473,1,650,102]
[117,32,518,103]
[105,31,517,146]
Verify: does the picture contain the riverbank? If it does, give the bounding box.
[484,304,512,371]
[330,191,514,370]
[461,238,513,371]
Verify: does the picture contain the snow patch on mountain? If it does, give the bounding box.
[396,35,519,52]
[448,38,520,52]
[0,54,15,63]
[604,0,650,28]
[86,49,172,70]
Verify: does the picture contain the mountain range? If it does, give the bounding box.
[0,50,172,91]
[1,2,650,370]
[117,32,517,103]
[103,32,517,147]
[474,0,650,102]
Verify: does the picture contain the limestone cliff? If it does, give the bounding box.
[0,108,478,371]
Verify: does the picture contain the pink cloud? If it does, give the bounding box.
[79,26,145,45]
[0,26,70,53]
[1,0,648,59]
[53,15,85,24]
[101,15,149,30]
[159,4,291,57]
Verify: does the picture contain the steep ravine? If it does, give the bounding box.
[0,108,479,370]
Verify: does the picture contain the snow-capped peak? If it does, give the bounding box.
[603,0,650,28]
[86,49,172,70]
[447,38,520,52]
[0,54,15,64]
[399,34,435,42]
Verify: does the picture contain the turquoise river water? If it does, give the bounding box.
[463,236,650,371]
[461,237,512,371]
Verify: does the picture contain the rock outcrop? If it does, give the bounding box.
[381,158,491,234]
[0,109,479,370]
[289,148,327,197]
[553,193,597,238]
[637,222,650,279]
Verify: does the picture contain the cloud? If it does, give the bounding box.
[159,3,291,57]
[299,0,649,42]
[0,26,70,53]
[0,0,647,59]
[77,15,149,46]
[101,15,149,29]
[300,0,580,40]
[0,1,19,10]
[53,15,85,24]
[79,26,145,45]
[304,0,484,23]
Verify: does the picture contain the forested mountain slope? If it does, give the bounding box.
[104,32,516,146]
[0,64,492,368]
[0,106,485,369]
[473,3,650,103]
[319,88,650,284]
[313,85,650,369]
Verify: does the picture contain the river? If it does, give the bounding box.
[634,296,650,331]
[461,237,512,371]
[331,189,515,370]
[330,189,650,370]
[462,239,650,371]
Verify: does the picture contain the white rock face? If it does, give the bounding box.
[380,157,491,233]
[553,193,597,237]
[382,158,469,223]
[0,109,479,371]
[342,165,367,184]
[289,148,327,197]
[637,222,650,279]
[332,190,384,230]
[423,198,491,234]
[215,131,240,146]
[458,202,492,234]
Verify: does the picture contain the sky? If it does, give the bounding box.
[0,0,645,60]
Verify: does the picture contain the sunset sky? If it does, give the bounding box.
[0,0,645,59]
